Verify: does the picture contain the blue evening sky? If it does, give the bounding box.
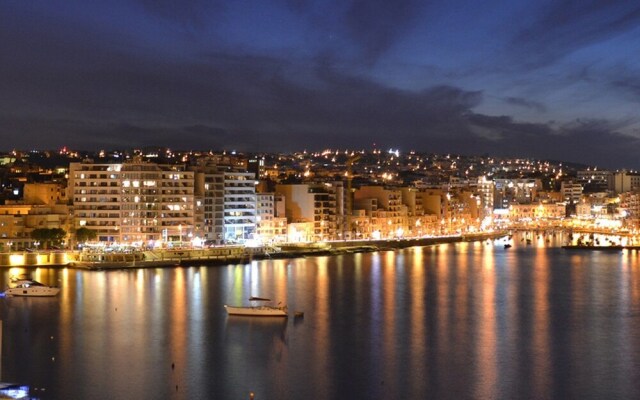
[2,0,640,168]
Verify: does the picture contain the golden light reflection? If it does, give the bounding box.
[170,268,188,391]
[60,267,69,295]
[136,268,144,292]
[474,248,497,400]
[409,248,426,391]
[231,266,245,305]
[625,251,639,303]
[531,247,550,399]
[435,245,451,362]
[382,249,398,387]
[8,266,25,278]
[311,257,329,383]
[273,260,288,303]
[454,247,470,347]
[354,252,363,301]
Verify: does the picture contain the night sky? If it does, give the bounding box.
[2,1,640,168]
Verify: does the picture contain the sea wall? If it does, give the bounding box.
[0,232,507,269]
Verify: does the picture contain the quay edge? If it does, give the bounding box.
[0,232,508,269]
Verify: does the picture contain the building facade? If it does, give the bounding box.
[69,160,194,245]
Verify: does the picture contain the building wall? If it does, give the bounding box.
[223,170,257,243]
[509,203,566,220]
[561,181,583,204]
[613,171,640,194]
[0,204,73,250]
[23,182,66,206]
[256,193,275,241]
[276,184,315,222]
[69,161,194,245]
[276,183,338,241]
[355,186,404,238]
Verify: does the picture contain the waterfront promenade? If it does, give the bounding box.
[0,232,506,269]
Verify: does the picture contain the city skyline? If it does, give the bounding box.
[2,1,640,168]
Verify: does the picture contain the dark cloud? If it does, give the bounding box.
[286,0,425,64]
[503,97,546,113]
[462,114,640,168]
[1,0,639,169]
[134,0,225,28]
[344,0,423,63]
[510,1,640,67]
[1,25,637,169]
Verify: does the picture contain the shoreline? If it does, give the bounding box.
[1,232,507,270]
[4,229,633,270]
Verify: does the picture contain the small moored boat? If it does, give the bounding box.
[4,278,60,297]
[224,297,288,317]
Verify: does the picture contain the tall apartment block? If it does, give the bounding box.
[194,161,257,244]
[68,160,194,244]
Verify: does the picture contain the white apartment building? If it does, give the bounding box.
[194,161,257,244]
[223,170,257,243]
[69,160,194,244]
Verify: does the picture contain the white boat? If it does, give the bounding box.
[4,279,60,297]
[224,297,288,317]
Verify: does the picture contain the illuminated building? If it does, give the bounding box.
[256,193,275,241]
[560,181,583,204]
[508,203,566,221]
[576,169,612,193]
[476,176,494,215]
[275,183,339,241]
[194,160,257,244]
[494,178,541,208]
[0,182,72,250]
[354,186,404,238]
[69,159,194,244]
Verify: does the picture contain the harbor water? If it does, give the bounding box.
[1,232,639,399]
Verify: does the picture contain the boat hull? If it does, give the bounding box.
[224,305,288,317]
[4,287,60,297]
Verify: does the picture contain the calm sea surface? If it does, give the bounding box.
[1,233,640,400]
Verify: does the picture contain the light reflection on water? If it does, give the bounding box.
[0,233,639,399]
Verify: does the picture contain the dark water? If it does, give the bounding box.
[1,235,640,399]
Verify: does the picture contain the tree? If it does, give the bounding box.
[30,228,50,249]
[51,228,66,246]
[30,228,67,249]
[75,227,97,244]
